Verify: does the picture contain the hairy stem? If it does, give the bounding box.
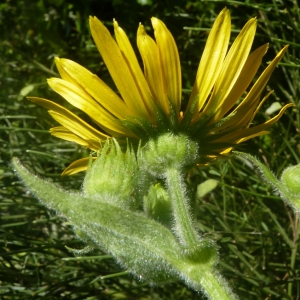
[182,266,237,300]
[165,167,199,249]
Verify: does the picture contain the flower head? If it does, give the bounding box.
[28,8,293,175]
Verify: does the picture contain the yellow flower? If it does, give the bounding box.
[28,8,293,175]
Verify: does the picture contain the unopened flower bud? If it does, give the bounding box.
[281,164,300,196]
[143,133,198,177]
[83,140,139,209]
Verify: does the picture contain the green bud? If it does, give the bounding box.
[281,164,300,196]
[143,133,198,177]
[83,139,140,210]
[144,183,172,227]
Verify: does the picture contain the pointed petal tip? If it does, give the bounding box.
[46,78,57,86]
[256,43,269,56]
[221,7,229,16]
[271,45,289,63]
[281,44,289,53]
[150,17,160,27]
[245,16,257,28]
[138,23,146,35]
[212,7,230,23]
[58,58,76,67]
[221,7,228,12]
[113,19,118,27]
[265,43,269,51]
[54,56,63,70]
[89,16,102,29]
[283,102,295,109]
[150,17,169,33]
[276,44,289,56]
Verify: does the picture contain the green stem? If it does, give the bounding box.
[165,167,199,249]
[202,274,236,300]
[164,167,236,299]
[175,263,236,300]
[288,217,300,296]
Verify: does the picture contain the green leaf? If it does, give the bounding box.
[12,157,180,283]
[197,179,219,198]
[20,84,35,97]
[265,102,282,115]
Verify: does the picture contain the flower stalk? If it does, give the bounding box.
[142,133,209,258]
[165,167,199,253]
[182,267,237,300]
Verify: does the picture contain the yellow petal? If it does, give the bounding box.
[217,90,274,133]
[50,126,98,149]
[241,90,274,128]
[242,103,294,134]
[28,97,108,142]
[213,103,294,144]
[237,131,270,144]
[113,20,156,122]
[151,17,181,115]
[58,58,130,120]
[47,78,132,136]
[55,57,80,87]
[89,16,149,120]
[137,23,169,115]
[187,8,231,117]
[215,44,269,121]
[62,157,96,176]
[204,17,257,121]
[220,148,232,155]
[214,45,289,132]
[236,45,289,128]
[49,110,104,147]
[211,129,270,145]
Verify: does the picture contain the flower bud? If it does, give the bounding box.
[142,133,198,177]
[281,164,300,196]
[144,183,172,227]
[83,140,139,209]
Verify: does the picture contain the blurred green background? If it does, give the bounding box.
[1,0,300,299]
